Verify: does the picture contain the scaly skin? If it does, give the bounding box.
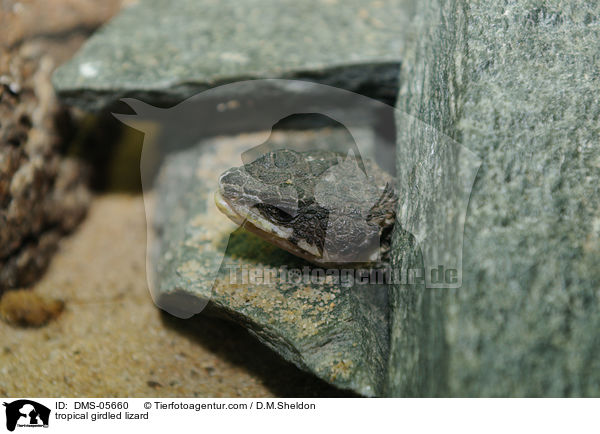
[216,149,397,266]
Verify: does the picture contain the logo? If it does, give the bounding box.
[3,400,50,432]
[113,79,481,318]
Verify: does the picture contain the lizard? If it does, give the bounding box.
[215,149,397,266]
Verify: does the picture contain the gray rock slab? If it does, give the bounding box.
[150,128,389,396]
[53,0,404,111]
[388,0,600,396]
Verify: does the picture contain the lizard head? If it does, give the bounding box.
[216,149,396,265]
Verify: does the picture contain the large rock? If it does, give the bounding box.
[52,0,403,111]
[0,8,99,291]
[150,128,389,396]
[388,0,600,396]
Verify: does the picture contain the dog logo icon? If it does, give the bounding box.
[3,400,50,432]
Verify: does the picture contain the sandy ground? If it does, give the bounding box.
[0,194,350,397]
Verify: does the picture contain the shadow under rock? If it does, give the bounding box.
[160,311,358,398]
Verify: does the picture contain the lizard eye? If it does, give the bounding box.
[255,204,295,223]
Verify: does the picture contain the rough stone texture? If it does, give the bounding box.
[0,1,127,290]
[152,129,389,396]
[388,0,600,396]
[53,0,403,111]
[0,46,88,291]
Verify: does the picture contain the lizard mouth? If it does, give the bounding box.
[214,190,295,242]
[214,190,245,226]
[214,190,324,263]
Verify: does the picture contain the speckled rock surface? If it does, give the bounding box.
[388,0,600,396]
[151,129,389,396]
[53,0,403,111]
[0,1,110,291]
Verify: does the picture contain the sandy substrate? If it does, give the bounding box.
[0,194,350,397]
